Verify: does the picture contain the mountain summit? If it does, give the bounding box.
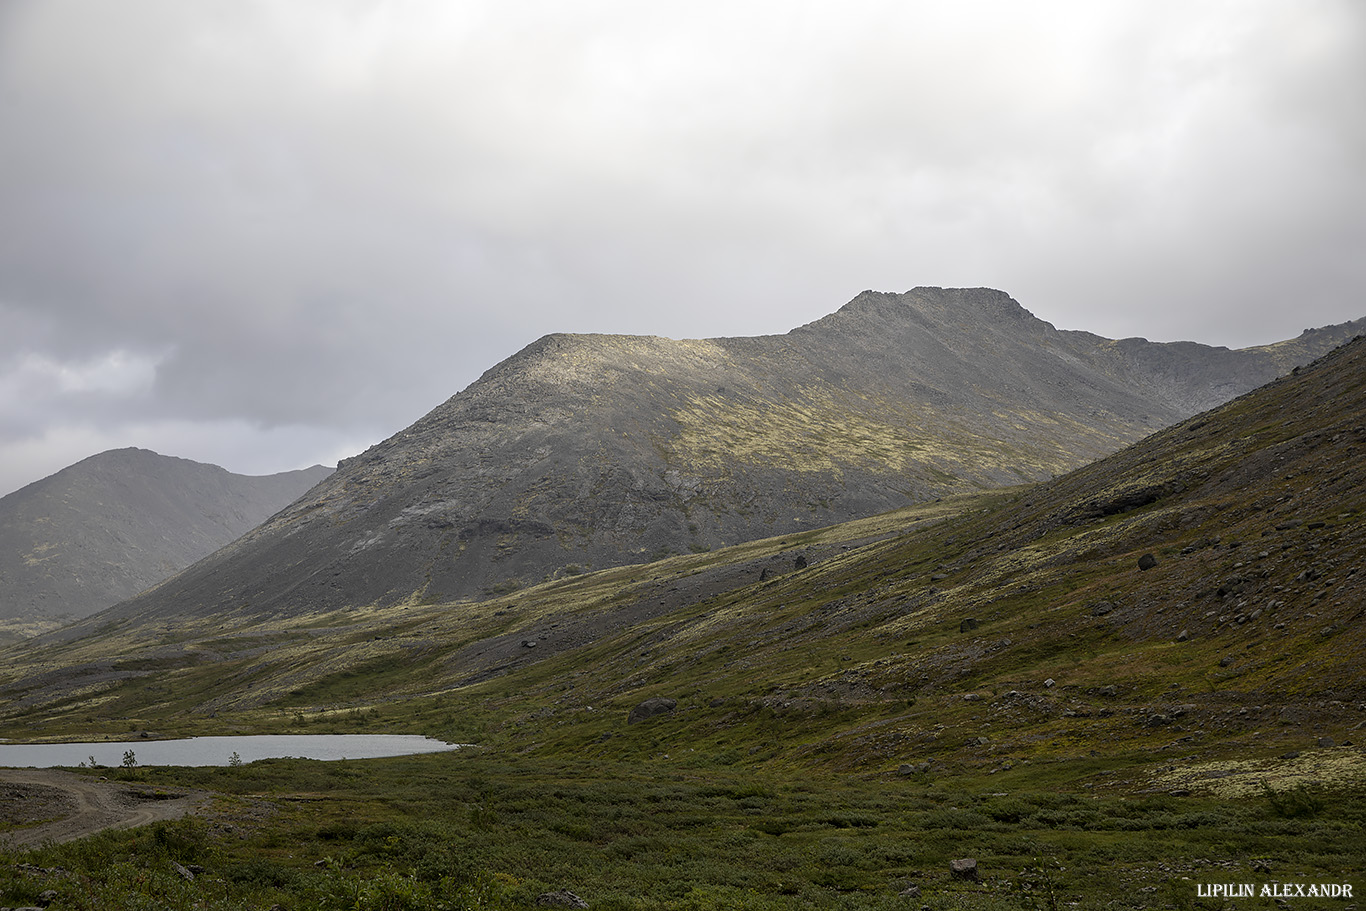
[80,287,1364,626]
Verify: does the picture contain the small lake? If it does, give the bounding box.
[0,734,463,768]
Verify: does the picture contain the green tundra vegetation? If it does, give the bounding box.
[2,340,1364,908]
[2,753,1363,910]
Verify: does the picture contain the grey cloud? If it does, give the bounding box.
[1,1,1363,496]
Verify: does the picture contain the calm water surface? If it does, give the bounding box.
[0,734,462,768]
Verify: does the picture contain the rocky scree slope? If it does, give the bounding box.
[70,288,1366,627]
[0,449,331,633]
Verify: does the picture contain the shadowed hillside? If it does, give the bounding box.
[0,449,331,636]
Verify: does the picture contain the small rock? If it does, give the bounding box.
[1317,736,1337,748]
[949,858,979,881]
[172,862,195,880]
[1253,860,1272,874]
[1219,656,1234,668]
[1092,601,1114,616]
[959,618,978,633]
[1138,553,1158,571]
[537,890,589,909]
[899,884,922,898]
[1044,678,1055,688]
[1176,629,1190,642]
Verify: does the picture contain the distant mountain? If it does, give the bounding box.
[69,287,1364,627]
[0,449,332,634]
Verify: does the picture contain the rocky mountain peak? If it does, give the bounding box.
[801,286,1052,337]
[62,289,1365,629]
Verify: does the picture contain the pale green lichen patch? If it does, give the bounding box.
[1153,748,1366,798]
[669,387,938,474]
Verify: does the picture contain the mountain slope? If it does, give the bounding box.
[75,288,1364,627]
[0,449,332,634]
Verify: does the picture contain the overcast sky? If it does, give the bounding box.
[2,1,1363,497]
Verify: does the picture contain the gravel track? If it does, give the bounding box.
[0,768,210,847]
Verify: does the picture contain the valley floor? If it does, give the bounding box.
[2,752,1362,910]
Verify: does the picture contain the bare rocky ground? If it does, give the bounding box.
[0,769,210,847]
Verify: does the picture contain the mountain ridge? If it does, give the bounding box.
[58,287,1366,632]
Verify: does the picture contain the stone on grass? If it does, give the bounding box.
[949,858,979,881]
[537,889,589,908]
[1138,553,1158,571]
[627,697,677,725]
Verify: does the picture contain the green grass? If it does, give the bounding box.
[4,754,1363,910]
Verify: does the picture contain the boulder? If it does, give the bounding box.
[537,890,589,908]
[627,697,677,725]
[959,618,979,633]
[949,858,979,881]
[1138,553,1158,571]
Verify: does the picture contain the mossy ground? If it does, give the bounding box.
[4,753,1363,910]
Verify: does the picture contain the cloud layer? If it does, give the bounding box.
[2,1,1363,495]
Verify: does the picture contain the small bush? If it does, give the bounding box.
[1263,782,1325,818]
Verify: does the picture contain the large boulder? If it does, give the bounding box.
[627,697,677,725]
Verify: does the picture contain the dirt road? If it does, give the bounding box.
[0,769,210,847]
